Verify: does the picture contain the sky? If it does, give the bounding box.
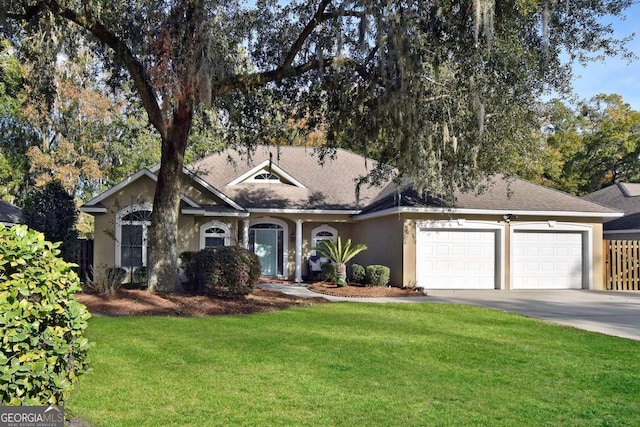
[570,3,640,110]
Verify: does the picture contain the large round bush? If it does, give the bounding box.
[0,225,91,406]
[196,246,261,298]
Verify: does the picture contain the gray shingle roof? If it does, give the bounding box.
[189,146,381,210]
[583,183,640,229]
[0,201,22,225]
[188,146,618,216]
[362,176,621,215]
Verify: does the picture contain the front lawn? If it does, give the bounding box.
[67,303,640,426]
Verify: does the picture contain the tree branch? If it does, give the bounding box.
[214,55,382,96]
[7,1,167,137]
[280,0,333,70]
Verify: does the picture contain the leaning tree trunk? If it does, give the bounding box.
[147,103,193,292]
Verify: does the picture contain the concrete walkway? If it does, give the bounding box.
[258,284,640,341]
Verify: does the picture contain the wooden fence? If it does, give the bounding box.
[604,240,640,291]
[74,238,94,283]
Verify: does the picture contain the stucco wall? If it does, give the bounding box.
[399,213,606,290]
[351,215,404,286]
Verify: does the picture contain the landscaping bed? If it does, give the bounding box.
[75,281,427,316]
[75,288,327,317]
[309,282,426,297]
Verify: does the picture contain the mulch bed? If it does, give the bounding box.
[74,281,427,317]
[74,288,327,317]
[309,282,427,298]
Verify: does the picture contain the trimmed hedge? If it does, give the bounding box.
[0,225,91,405]
[195,246,261,298]
[179,251,198,291]
[365,265,391,287]
[350,263,366,284]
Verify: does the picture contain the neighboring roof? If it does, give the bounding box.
[188,146,380,210]
[0,200,22,226]
[358,176,622,219]
[583,183,640,231]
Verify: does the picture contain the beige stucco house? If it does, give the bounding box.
[81,146,621,290]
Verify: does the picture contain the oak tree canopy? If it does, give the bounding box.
[1,0,633,290]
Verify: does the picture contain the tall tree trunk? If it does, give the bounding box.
[147,103,193,292]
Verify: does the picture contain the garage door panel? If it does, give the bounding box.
[417,229,497,289]
[512,231,583,289]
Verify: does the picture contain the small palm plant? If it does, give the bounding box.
[317,236,367,286]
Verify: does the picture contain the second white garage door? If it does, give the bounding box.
[511,231,583,289]
[416,229,497,289]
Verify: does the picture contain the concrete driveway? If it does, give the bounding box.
[426,290,640,342]
[259,284,640,341]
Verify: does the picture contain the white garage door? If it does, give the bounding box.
[512,231,583,289]
[416,229,497,289]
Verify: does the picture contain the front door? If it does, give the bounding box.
[255,229,278,276]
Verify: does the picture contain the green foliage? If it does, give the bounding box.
[133,267,148,287]
[519,94,640,195]
[22,181,78,262]
[317,237,367,265]
[195,246,261,298]
[179,251,198,291]
[350,264,366,284]
[365,265,391,287]
[318,237,367,285]
[0,225,91,406]
[321,263,337,285]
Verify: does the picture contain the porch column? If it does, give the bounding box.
[242,219,250,250]
[295,219,303,283]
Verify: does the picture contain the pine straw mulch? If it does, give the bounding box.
[74,288,328,317]
[74,281,427,317]
[309,282,427,298]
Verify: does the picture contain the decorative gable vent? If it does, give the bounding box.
[252,171,281,182]
[227,159,306,188]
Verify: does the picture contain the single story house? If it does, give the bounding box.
[583,183,640,240]
[0,200,22,226]
[81,146,622,290]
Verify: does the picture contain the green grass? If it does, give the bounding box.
[67,303,640,426]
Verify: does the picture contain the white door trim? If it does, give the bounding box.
[510,222,592,289]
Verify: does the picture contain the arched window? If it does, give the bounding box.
[311,225,338,255]
[116,203,153,268]
[200,221,231,249]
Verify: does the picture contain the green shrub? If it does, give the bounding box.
[365,265,391,287]
[84,265,126,295]
[0,225,91,406]
[179,251,198,291]
[22,180,79,262]
[350,263,366,284]
[322,262,337,284]
[196,246,261,298]
[133,266,149,288]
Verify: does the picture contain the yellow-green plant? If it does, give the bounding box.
[317,237,367,286]
[0,225,91,405]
